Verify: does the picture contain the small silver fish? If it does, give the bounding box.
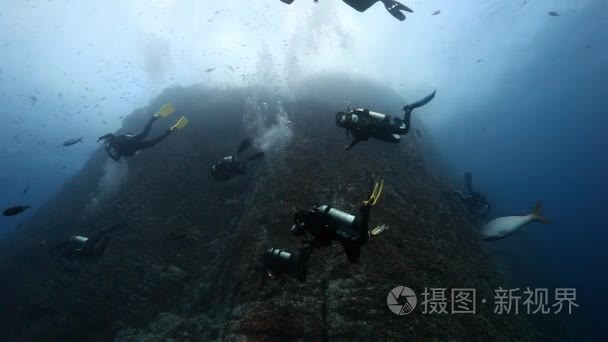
[62,137,83,146]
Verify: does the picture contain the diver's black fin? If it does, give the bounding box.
[237,138,253,155]
[465,172,473,192]
[405,90,436,111]
[383,1,413,21]
[247,151,265,162]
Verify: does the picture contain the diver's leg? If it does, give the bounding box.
[235,162,247,175]
[237,138,252,155]
[358,204,371,245]
[90,236,112,258]
[105,221,126,234]
[137,130,172,150]
[342,241,361,263]
[86,231,106,247]
[133,116,158,141]
[465,172,474,193]
[400,108,412,135]
[374,132,401,144]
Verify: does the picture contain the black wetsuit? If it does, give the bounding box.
[210,156,247,181]
[261,203,372,282]
[339,108,413,151]
[49,223,124,260]
[458,192,490,216]
[210,138,264,181]
[337,90,435,151]
[98,116,171,161]
[282,0,412,21]
[456,172,491,218]
[295,203,371,263]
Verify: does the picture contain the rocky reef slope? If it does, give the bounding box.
[0,76,533,341]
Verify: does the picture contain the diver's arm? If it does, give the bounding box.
[49,240,75,260]
[97,133,113,142]
[346,134,369,151]
[483,203,492,218]
[454,190,466,201]
[106,145,121,161]
[345,137,361,151]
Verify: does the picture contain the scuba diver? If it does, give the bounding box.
[210,138,265,181]
[263,174,389,282]
[455,172,491,219]
[44,221,126,261]
[336,90,436,151]
[280,0,413,21]
[97,103,189,161]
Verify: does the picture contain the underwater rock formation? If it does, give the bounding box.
[0,76,533,341]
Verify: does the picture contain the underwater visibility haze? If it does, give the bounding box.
[0,0,606,340]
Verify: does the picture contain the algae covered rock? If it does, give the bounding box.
[0,77,533,341]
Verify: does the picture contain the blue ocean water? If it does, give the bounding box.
[433,4,608,337]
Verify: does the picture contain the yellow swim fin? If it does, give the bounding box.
[154,103,175,118]
[171,116,189,131]
[370,224,389,236]
[364,175,384,206]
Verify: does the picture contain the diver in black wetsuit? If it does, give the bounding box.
[210,138,265,181]
[455,172,491,219]
[336,90,436,151]
[263,174,389,282]
[280,0,413,21]
[45,222,126,261]
[97,105,188,161]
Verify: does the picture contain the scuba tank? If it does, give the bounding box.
[314,205,360,242]
[263,248,307,282]
[211,156,237,181]
[70,235,89,244]
[368,110,388,122]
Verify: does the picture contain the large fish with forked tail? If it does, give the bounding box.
[480,201,551,241]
